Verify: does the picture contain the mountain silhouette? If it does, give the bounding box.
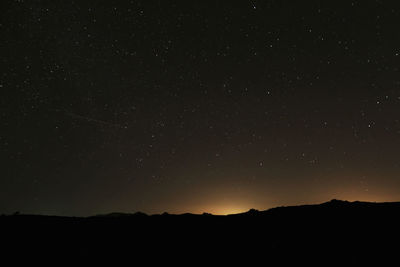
[2,200,400,264]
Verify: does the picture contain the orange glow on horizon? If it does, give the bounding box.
[205,206,250,215]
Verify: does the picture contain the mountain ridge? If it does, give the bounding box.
[2,198,400,264]
[4,199,400,218]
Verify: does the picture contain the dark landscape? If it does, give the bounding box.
[2,1,400,264]
[3,199,400,264]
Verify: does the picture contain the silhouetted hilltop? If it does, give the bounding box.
[87,199,400,217]
[93,211,148,218]
[2,200,400,264]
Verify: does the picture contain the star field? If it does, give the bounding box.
[1,0,400,215]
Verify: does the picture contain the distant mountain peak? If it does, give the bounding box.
[247,208,260,214]
[328,199,348,204]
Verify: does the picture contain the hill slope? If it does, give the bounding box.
[2,199,400,264]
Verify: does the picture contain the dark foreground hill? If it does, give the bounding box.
[2,199,400,264]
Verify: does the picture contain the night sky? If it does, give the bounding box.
[2,0,400,216]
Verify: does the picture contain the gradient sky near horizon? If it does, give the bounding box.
[1,0,400,216]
